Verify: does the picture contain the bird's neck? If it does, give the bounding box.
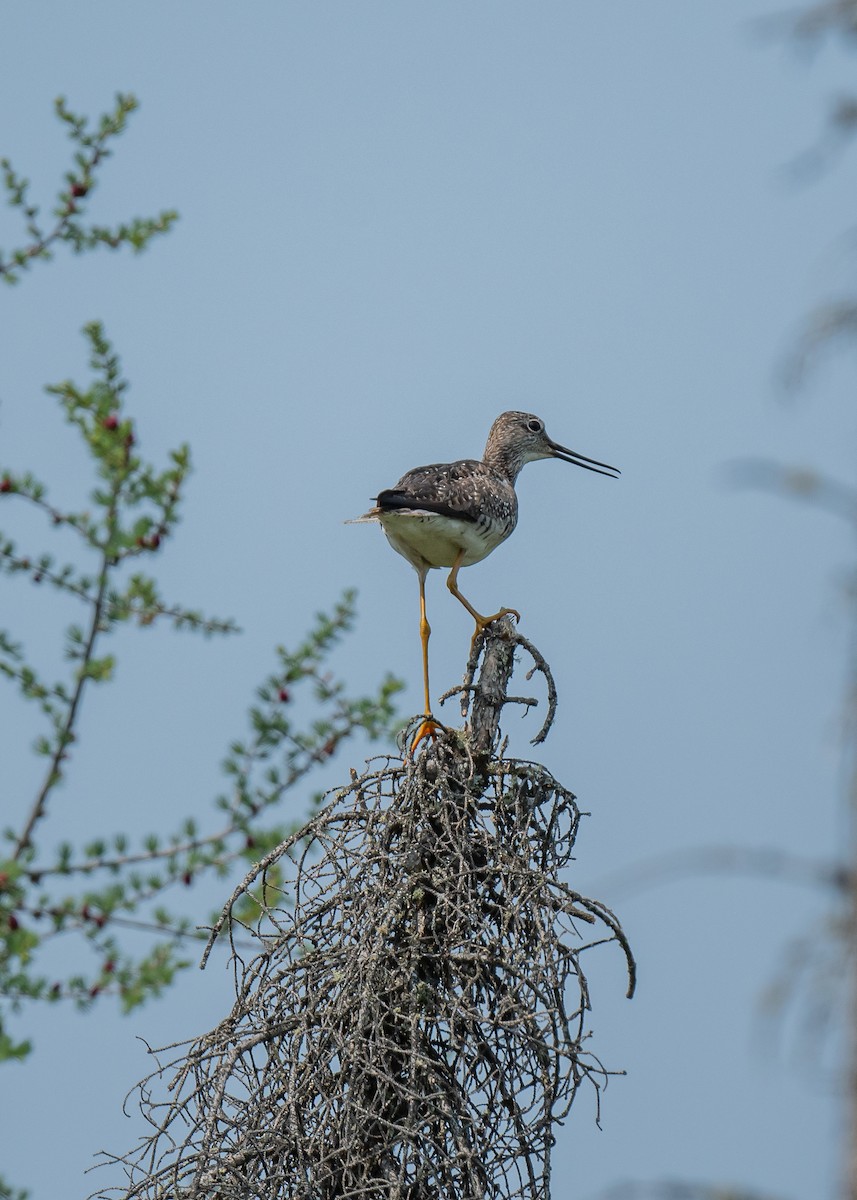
[482,444,524,486]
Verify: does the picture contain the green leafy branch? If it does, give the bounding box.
[0,89,400,1200]
[0,322,235,1060]
[19,595,401,887]
[1,322,236,866]
[0,112,400,1200]
[1,593,401,1028]
[1,324,402,1064]
[0,93,177,284]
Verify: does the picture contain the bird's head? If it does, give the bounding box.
[483,411,620,483]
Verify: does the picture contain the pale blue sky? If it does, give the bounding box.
[1,3,855,1196]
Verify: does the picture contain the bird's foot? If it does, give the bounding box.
[475,606,521,631]
[410,716,444,754]
[470,607,521,655]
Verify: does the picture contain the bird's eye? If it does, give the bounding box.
[527,419,543,433]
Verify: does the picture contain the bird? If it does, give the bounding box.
[354,411,620,748]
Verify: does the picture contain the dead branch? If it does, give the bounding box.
[93,625,633,1200]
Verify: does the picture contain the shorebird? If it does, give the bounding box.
[354,411,619,747]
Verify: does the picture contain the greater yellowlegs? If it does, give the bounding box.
[355,411,619,747]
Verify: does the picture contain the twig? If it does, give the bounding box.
[13,546,112,861]
[458,619,559,746]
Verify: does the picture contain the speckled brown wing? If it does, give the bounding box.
[375,459,491,523]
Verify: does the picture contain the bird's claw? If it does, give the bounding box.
[475,607,521,632]
[470,608,521,657]
[410,717,443,754]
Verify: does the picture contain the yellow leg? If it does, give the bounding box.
[411,570,442,752]
[419,571,432,716]
[446,549,520,649]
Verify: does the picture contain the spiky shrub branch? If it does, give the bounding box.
[0,92,401,1200]
[0,94,177,283]
[96,622,635,1200]
[0,321,401,1066]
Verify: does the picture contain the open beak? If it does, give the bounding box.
[548,439,620,479]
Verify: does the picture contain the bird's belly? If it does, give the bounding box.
[378,511,511,570]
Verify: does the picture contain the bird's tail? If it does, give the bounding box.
[345,509,381,525]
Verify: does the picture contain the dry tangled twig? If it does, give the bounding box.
[94,624,634,1200]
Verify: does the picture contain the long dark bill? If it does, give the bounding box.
[548,439,620,479]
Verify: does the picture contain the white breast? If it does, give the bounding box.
[378,510,510,571]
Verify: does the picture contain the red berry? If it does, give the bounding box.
[182,872,192,886]
[148,533,161,550]
[89,984,101,998]
[8,914,19,931]
[102,414,119,431]
[0,477,11,493]
[70,182,88,198]
[104,960,115,974]
[278,688,291,703]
